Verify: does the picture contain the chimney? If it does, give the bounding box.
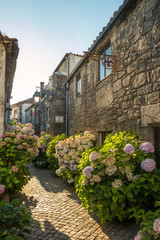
[40,82,44,89]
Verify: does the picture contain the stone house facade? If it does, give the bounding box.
[65,0,160,158]
[10,98,34,124]
[34,53,83,136]
[0,32,19,134]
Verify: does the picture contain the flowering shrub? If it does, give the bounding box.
[0,199,32,239]
[46,133,67,169]
[0,122,39,197]
[133,201,160,240]
[55,131,96,183]
[75,131,160,223]
[34,131,53,167]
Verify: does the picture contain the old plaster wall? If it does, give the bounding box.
[68,0,160,143]
[0,43,6,135]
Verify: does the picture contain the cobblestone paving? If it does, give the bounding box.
[19,165,139,240]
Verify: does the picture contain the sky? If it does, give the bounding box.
[0,0,123,104]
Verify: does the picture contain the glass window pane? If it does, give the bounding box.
[100,60,105,81]
[105,45,111,77]
[105,45,111,55]
[77,76,81,96]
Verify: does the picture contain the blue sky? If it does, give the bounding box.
[0,0,123,104]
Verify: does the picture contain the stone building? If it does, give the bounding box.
[10,98,34,124]
[65,0,160,159]
[34,53,83,136]
[0,32,19,134]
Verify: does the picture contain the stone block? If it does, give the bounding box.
[118,89,126,98]
[113,80,122,92]
[137,84,152,95]
[96,83,113,109]
[122,75,131,87]
[118,115,126,122]
[148,92,160,104]
[141,103,160,127]
[145,0,157,13]
[153,24,160,43]
[132,72,146,88]
[143,18,154,34]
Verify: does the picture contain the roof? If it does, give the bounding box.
[53,52,83,74]
[11,98,34,108]
[25,102,37,112]
[0,32,19,102]
[65,0,134,85]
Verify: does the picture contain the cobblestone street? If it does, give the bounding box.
[19,165,139,240]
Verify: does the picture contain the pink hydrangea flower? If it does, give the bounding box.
[134,235,141,240]
[139,142,154,153]
[0,134,5,138]
[124,144,135,154]
[0,185,5,194]
[89,152,100,161]
[141,158,156,172]
[153,218,160,234]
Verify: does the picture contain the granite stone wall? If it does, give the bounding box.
[68,0,160,144]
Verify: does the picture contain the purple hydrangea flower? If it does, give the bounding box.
[89,152,100,161]
[141,158,156,172]
[124,144,135,154]
[139,142,154,153]
[73,164,78,170]
[83,166,94,178]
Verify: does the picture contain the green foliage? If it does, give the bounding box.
[75,131,160,224]
[0,122,39,197]
[46,133,67,169]
[0,199,32,240]
[132,202,160,239]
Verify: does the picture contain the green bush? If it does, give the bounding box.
[0,199,32,240]
[133,201,160,239]
[46,133,67,169]
[55,131,96,183]
[0,122,39,197]
[76,131,160,224]
[34,131,53,167]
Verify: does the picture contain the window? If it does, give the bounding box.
[76,74,81,97]
[99,131,112,145]
[14,110,18,119]
[99,44,111,81]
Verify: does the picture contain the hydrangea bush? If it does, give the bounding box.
[0,122,39,198]
[0,198,32,240]
[75,131,160,223]
[34,131,53,167]
[55,131,96,183]
[46,133,67,169]
[133,201,160,240]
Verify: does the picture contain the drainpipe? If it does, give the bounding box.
[65,57,69,136]
[65,82,68,136]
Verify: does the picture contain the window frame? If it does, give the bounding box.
[98,42,112,81]
[76,73,81,97]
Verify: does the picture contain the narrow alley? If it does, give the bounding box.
[19,165,138,240]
